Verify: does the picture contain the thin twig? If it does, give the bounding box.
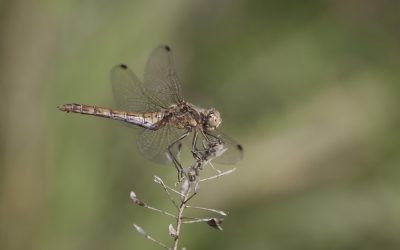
[209,161,222,174]
[145,205,177,219]
[182,218,221,224]
[130,191,177,218]
[199,168,236,182]
[154,176,179,209]
[183,218,224,231]
[133,224,171,250]
[185,205,227,216]
[154,176,182,196]
[172,181,191,250]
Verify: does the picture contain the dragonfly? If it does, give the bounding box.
[58,45,243,179]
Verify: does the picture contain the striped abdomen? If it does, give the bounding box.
[58,103,164,130]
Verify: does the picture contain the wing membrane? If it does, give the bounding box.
[111,64,163,112]
[136,125,184,164]
[143,45,183,107]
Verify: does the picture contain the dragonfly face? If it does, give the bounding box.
[59,45,243,179]
[203,108,221,131]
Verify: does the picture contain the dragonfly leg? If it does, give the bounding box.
[190,129,202,162]
[197,130,224,152]
[199,129,211,142]
[200,130,224,148]
[204,131,223,143]
[168,131,190,180]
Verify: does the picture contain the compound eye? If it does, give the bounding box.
[208,114,217,126]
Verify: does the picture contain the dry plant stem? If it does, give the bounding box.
[154,176,179,208]
[134,224,171,250]
[146,205,177,219]
[173,189,191,250]
[199,168,236,182]
[131,191,177,219]
[133,150,235,249]
[183,218,220,224]
[185,205,227,216]
[144,233,171,250]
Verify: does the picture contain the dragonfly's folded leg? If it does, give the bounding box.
[168,131,190,180]
[190,130,202,162]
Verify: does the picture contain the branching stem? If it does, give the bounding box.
[172,191,190,250]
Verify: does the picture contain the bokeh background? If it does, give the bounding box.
[1,0,400,249]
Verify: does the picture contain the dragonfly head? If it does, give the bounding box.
[204,108,221,131]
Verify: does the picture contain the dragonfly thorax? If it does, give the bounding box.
[166,103,199,129]
[165,103,221,131]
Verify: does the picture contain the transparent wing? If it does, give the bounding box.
[111,64,163,112]
[136,125,184,164]
[196,129,244,165]
[143,45,184,107]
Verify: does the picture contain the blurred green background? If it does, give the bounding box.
[1,0,400,249]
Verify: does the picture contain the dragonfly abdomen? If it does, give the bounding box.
[58,103,163,129]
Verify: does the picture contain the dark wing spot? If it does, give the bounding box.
[119,64,128,69]
[237,144,243,151]
[164,45,171,51]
